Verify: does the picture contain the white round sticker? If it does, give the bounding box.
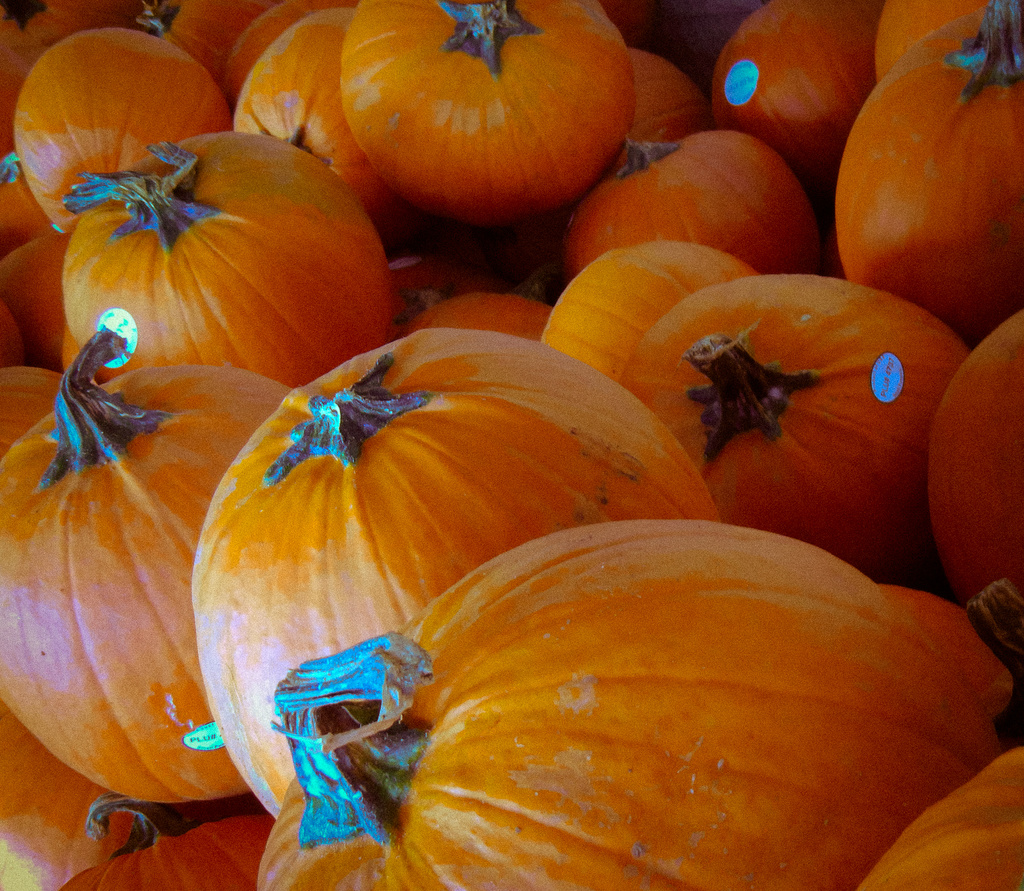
[724,59,759,106]
[96,308,138,368]
[871,352,904,403]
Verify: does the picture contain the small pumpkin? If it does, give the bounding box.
[542,239,757,381]
[874,0,986,80]
[232,6,430,249]
[61,134,395,388]
[627,46,715,143]
[710,0,886,217]
[256,519,1002,890]
[136,0,277,92]
[57,796,275,891]
[13,27,232,231]
[0,329,289,801]
[562,130,821,280]
[618,273,970,590]
[339,0,635,225]
[0,700,137,891]
[835,0,1024,346]
[192,327,720,813]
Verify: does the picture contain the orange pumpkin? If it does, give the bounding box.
[0,699,137,891]
[192,327,720,813]
[223,0,359,107]
[628,46,715,143]
[711,0,885,218]
[233,6,430,249]
[0,228,71,372]
[339,0,635,225]
[57,799,274,891]
[0,364,60,457]
[542,239,758,381]
[61,134,395,388]
[874,0,986,80]
[390,285,553,341]
[0,329,289,801]
[563,130,822,280]
[928,305,1024,606]
[136,0,278,92]
[0,0,138,55]
[256,519,1002,890]
[618,273,970,590]
[13,27,232,232]
[855,742,1024,889]
[835,0,1024,346]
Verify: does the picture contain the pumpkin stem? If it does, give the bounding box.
[40,328,171,489]
[439,0,542,78]
[86,792,200,859]
[136,0,179,36]
[393,283,456,327]
[0,0,45,29]
[945,0,1024,100]
[510,261,562,304]
[684,324,820,461]
[0,151,21,186]
[62,142,218,251]
[966,578,1024,736]
[264,352,432,485]
[272,632,434,848]
[616,139,680,178]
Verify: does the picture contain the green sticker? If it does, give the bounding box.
[724,59,759,106]
[871,352,903,403]
[96,307,138,368]
[183,722,225,751]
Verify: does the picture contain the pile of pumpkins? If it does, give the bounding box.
[1,0,1023,887]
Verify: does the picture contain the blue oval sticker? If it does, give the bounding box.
[871,352,904,403]
[724,60,759,106]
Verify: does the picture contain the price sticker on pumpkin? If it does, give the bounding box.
[182,722,225,751]
[871,352,904,403]
[724,59,759,106]
[96,307,138,368]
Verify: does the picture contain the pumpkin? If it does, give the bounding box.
[339,0,635,226]
[627,46,715,143]
[135,0,278,92]
[192,327,720,814]
[12,27,232,232]
[223,0,359,108]
[61,134,395,388]
[710,0,886,219]
[542,239,757,381]
[855,743,1024,889]
[834,0,1024,347]
[874,0,986,80]
[928,305,1024,606]
[256,519,1001,890]
[0,0,139,55]
[618,273,970,590]
[562,130,821,280]
[57,796,275,891]
[0,364,60,457]
[232,6,430,249]
[0,700,137,891]
[0,228,71,371]
[0,328,289,801]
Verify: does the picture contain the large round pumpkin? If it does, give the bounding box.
[61,132,395,388]
[339,0,635,225]
[0,330,289,801]
[256,519,1002,890]
[618,273,970,590]
[192,327,720,814]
